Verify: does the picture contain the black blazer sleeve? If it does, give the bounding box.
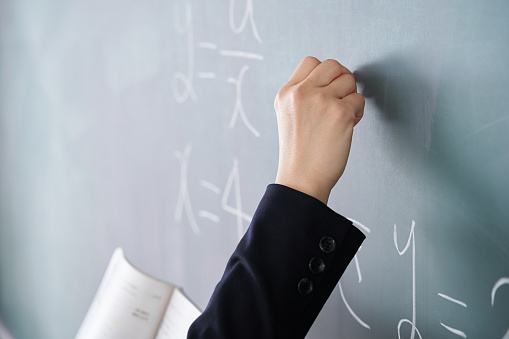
[187,184,365,339]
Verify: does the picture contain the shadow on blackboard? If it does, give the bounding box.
[354,55,508,243]
[354,55,436,154]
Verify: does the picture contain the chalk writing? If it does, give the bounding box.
[229,0,262,43]
[174,145,200,235]
[198,180,222,224]
[200,180,222,195]
[437,293,467,338]
[438,293,467,308]
[347,218,372,235]
[338,218,371,329]
[440,323,467,338]
[394,220,423,339]
[228,65,261,137]
[172,3,197,103]
[347,218,371,282]
[193,0,264,136]
[174,149,254,242]
[197,42,217,50]
[219,49,264,60]
[198,211,220,224]
[338,282,371,330]
[492,277,509,339]
[196,72,216,79]
[221,158,253,241]
[198,42,264,61]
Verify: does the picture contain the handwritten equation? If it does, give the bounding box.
[171,0,263,241]
[172,1,262,138]
[339,219,509,338]
[174,144,252,242]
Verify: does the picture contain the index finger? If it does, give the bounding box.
[285,56,321,86]
[306,59,353,87]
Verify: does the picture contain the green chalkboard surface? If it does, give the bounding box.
[1,0,508,338]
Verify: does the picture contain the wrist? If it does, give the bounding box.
[275,171,331,205]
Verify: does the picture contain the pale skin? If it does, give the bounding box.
[274,57,365,205]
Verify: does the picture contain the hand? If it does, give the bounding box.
[274,57,365,204]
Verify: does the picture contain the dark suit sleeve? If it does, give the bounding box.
[187,184,365,339]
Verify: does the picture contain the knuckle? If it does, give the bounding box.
[342,74,357,92]
[322,59,343,73]
[290,85,330,110]
[322,59,341,67]
[275,86,288,108]
[276,86,287,98]
[351,92,365,109]
[291,83,308,101]
[333,100,356,123]
[358,93,366,108]
[314,91,329,104]
[302,56,320,65]
[276,83,310,109]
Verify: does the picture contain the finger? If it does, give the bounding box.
[306,59,352,87]
[341,93,365,126]
[286,56,321,86]
[327,73,357,99]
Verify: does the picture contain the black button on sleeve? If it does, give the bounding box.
[297,278,314,296]
[308,257,326,275]
[319,236,336,254]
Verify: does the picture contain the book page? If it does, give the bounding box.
[0,318,14,339]
[154,288,202,339]
[76,248,174,339]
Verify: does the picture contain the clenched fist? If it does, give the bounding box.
[274,57,365,204]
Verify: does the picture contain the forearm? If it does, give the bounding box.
[187,184,365,338]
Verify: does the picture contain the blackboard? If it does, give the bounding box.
[0,0,508,338]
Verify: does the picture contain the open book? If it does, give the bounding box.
[76,248,201,339]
